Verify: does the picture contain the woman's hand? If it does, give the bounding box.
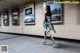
[43,21,45,25]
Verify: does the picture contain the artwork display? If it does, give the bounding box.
[0,13,1,26]
[24,3,35,25]
[45,1,63,24]
[25,8,32,15]
[3,11,9,26]
[11,8,20,25]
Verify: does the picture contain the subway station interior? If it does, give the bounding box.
[0,0,80,53]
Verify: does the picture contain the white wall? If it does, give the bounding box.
[22,0,44,35]
[0,0,80,40]
[0,9,23,33]
[54,4,80,40]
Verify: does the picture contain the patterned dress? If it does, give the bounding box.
[43,16,56,36]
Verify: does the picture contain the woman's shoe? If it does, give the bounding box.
[42,40,47,45]
[53,42,59,48]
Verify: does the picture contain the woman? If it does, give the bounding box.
[42,0,58,47]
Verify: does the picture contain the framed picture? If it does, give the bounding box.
[25,8,32,15]
[11,8,20,25]
[44,1,63,24]
[0,13,1,26]
[3,11,9,26]
[24,3,35,25]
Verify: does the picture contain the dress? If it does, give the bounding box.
[43,16,56,36]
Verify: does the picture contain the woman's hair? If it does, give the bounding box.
[46,5,52,16]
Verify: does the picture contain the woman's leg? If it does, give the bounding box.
[44,31,47,41]
[42,31,47,45]
[50,35,55,44]
[50,35,58,47]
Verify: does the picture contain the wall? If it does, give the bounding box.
[0,8,23,33]
[0,0,80,40]
[55,4,80,40]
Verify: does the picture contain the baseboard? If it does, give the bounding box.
[0,32,80,43]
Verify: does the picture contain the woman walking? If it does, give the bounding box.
[42,0,58,47]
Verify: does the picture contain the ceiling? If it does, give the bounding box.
[0,0,34,11]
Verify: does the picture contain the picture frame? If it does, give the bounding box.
[0,13,1,26]
[44,1,63,24]
[3,11,9,26]
[11,8,20,26]
[25,8,32,15]
[24,3,35,25]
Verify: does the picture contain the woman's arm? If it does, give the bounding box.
[50,16,52,21]
[43,13,46,23]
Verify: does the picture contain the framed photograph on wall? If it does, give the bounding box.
[3,11,9,26]
[11,8,20,25]
[44,1,63,24]
[25,8,32,15]
[0,13,1,26]
[24,3,35,25]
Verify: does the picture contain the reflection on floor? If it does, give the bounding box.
[0,33,80,53]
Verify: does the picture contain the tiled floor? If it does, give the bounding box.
[0,33,80,53]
